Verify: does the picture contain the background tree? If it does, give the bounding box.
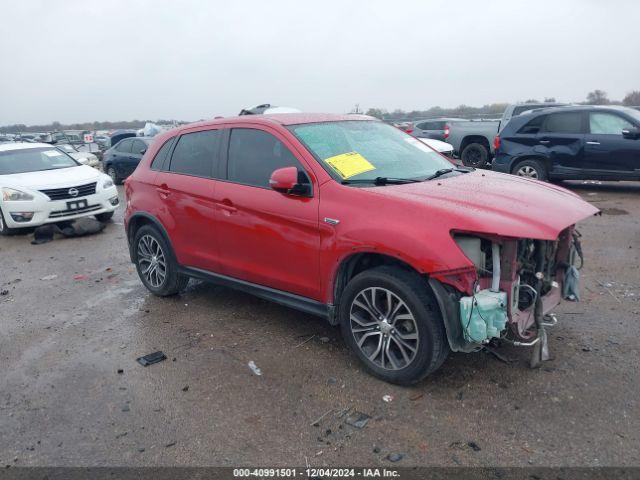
[622,90,640,106]
[586,90,610,105]
[544,97,556,102]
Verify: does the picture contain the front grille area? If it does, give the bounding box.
[39,182,97,200]
[49,204,101,218]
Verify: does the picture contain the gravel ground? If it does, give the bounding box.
[0,181,639,468]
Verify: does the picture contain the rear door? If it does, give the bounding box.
[214,126,321,300]
[414,121,445,140]
[154,128,222,272]
[122,139,148,178]
[537,111,586,172]
[585,111,639,173]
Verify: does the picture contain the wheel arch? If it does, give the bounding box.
[510,155,551,175]
[459,135,491,153]
[126,212,175,263]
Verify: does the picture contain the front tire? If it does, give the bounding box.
[106,166,121,185]
[460,143,489,168]
[0,207,20,236]
[133,225,189,296]
[512,158,547,181]
[339,266,449,385]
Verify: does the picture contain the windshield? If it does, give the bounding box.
[289,120,452,183]
[0,147,79,175]
[57,144,77,153]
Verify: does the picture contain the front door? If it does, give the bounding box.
[214,126,321,300]
[584,111,639,173]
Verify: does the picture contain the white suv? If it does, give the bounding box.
[0,142,118,235]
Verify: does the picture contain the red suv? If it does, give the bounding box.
[124,113,597,384]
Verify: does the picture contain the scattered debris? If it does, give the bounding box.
[382,394,394,403]
[319,336,330,343]
[182,385,189,392]
[0,290,8,296]
[409,392,424,401]
[311,409,334,427]
[468,441,481,452]
[247,360,262,376]
[294,335,315,348]
[165,441,176,448]
[485,346,515,364]
[137,447,145,453]
[345,411,370,429]
[40,274,58,281]
[73,274,88,281]
[387,453,404,462]
[327,377,337,385]
[121,405,130,412]
[136,351,167,367]
[117,369,124,374]
[373,446,380,454]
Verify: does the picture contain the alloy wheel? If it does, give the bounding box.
[516,165,539,178]
[349,287,420,370]
[137,234,167,288]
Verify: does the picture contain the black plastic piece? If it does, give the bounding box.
[136,351,167,367]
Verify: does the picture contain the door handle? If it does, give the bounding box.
[586,141,600,145]
[216,199,237,214]
[156,184,171,199]
[539,140,550,144]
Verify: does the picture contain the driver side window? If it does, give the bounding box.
[589,113,633,135]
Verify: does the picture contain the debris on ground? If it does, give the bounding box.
[345,411,370,429]
[117,369,124,374]
[467,441,481,452]
[485,346,515,364]
[409,392,424,401]
[136,351,167,367]
[247,360,262,376]
[165,441,176,448]
[40,274,58,281]
[387,453,404,462]
[182,385,189,392]
[294,335,315,348]
[311,409,334,427]
[73,274,88,281]
[319,336,330,343]
[382,394,394,403]
[0,290,8,296]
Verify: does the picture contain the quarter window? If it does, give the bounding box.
[169,130,221,178]
[150,138,175,170]
[589,113,633,135]
[227,129,303,188]
[543,112,583,134]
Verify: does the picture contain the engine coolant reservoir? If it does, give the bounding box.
[459,289,508,343]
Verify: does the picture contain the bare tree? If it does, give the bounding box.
[586,90,610,105]
[622,90,640,106]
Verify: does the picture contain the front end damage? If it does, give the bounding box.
[429,227,583,366]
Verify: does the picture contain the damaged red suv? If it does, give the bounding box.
[124,114,597,384]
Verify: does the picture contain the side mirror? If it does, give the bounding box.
[140,149,147,155]
[269,166,311,196]
[622,127,640,139]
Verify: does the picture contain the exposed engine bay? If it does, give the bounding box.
[452,227,582,355]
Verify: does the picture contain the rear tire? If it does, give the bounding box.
[512,158,547,181]
[460,143,489,168]
[339,266,449,385]
[133,224,189,296]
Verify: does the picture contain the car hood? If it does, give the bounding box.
[363,170,599,240]
[1,165,103,190]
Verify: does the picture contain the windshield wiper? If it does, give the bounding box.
[342,176,421,186]
[425,167,474,181]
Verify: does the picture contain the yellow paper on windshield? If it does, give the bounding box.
[324,151,375,179]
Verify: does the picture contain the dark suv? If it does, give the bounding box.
[492,106,640,181]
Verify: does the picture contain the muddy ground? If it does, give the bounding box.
[1,181,639,468]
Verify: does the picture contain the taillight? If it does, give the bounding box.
[405,128,413,134]
[443,124,450,139]
[493,135,501,151]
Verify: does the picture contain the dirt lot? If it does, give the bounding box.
[1,181,639,468]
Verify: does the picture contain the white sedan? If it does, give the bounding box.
[0,142,118,235]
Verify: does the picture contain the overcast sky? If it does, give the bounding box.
[2,0,639,125]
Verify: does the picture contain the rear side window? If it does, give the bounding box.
[417,122,439,130]
[589,113,633,135]
[518,115,546,134]
[227,129,303,188]
[132,140,148,155]
[116,139,132,153]
[150,137,176,170]
[543,112,583,134]
[169,130,221,178]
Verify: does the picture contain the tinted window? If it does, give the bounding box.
[543,112,583,134]
[169,130,220,177]
[132,140,148,155]
[116,139,132,153]
[150,137,175,170]
[589,113,633,135]
[227,129,303,188]
[513,105,544,116]
[518,115,546,134]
